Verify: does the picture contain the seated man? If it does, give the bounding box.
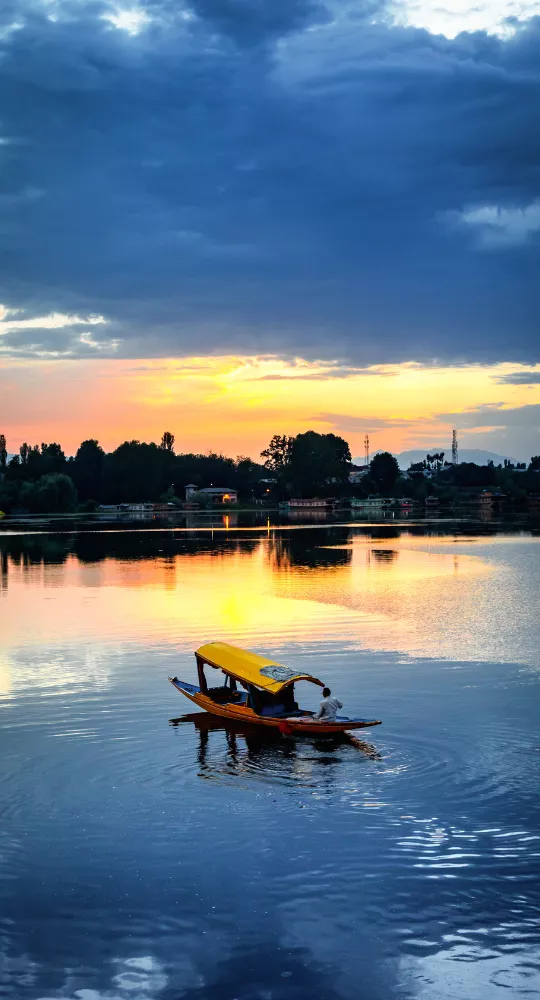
[313,687,343,722]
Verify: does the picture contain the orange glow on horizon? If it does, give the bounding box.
[1,355,539,460]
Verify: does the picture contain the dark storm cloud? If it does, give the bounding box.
[186,0,330,44]
[0,0,539,363]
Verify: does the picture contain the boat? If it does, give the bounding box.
[350,496,390,510]
[278,498,336,511]
[169,642,382,735]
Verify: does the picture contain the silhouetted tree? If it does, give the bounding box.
[160,431,175,452]
[369,452,400,492]
[529,456,540,471]
[261,435,294,474]
[0,434,6,473]
[102,440,174,503]
[234,456,266,498]
[18,473,77,513]
[39,443,66,476]
[72,439,105,502]
[289,431,351,495]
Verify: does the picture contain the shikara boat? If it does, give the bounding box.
[169,642,382,736]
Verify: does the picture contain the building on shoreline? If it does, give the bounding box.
[185,485,238,505]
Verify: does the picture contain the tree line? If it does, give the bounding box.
[0,429,539,514]
[0,432,270,513]
[0,429,355,513]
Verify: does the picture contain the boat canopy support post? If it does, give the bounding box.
[195,654,209,694]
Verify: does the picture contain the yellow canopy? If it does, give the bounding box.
[195,641,323,695]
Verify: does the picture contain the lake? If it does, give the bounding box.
[1,517,539,1000]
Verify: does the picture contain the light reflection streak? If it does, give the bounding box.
[0,528,538,699]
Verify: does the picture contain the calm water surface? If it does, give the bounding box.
[1,520,539,1000]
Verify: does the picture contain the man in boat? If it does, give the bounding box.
[313,687,343,722]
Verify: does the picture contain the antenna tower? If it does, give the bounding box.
[364,434,370,466]
[452,429,458,465]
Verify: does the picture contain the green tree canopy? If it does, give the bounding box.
[18,473,78,513]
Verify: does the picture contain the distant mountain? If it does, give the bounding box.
[352,448,519,470]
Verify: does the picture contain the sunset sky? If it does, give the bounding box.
[1,0,539,461]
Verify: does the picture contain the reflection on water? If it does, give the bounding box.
[170,712,382,780]
[1,523,540,999]
[371,548,398,563]
[2,523,539,670]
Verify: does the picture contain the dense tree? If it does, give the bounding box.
[15,442,66,480]
[39,443,66,476]
[72,440,105,502]
[369,452,400,492]
[18,473,78,513]
[260,435,294,475]
[530,456,540,471]
[288,431,351,495]
[234,456,267,499]
[426,452,445,470]
[443,462,497,489]
[38,473,77,512]
[0,434,6,474]
[102,441,168,503]
[172,451,236,494]
[160,431,175,452]
[261,431,351,496]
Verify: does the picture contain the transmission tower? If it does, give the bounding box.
[452,429,458,465]
[364,434,370,466]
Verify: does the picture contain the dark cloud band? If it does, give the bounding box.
[0,0,539,363]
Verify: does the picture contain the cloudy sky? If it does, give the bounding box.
[1,0,539,459]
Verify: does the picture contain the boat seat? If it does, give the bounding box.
[207,687,247,705]
[207,686,233,703]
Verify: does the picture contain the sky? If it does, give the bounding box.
[0,0,539,461]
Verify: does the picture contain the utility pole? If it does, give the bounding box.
[452,429,458,465]
[364,434,370,466]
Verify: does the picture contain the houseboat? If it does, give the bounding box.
[350,496,390,510]
[278,498,335,511]
[169,642,381,736]
[475,491,493,507]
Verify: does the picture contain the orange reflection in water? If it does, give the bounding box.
[0,530,502,692]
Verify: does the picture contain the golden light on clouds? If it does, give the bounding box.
[1,355,539,459]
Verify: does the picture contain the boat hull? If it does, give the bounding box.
[169,678,381,734]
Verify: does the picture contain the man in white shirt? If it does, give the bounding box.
[314,687,343,722]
